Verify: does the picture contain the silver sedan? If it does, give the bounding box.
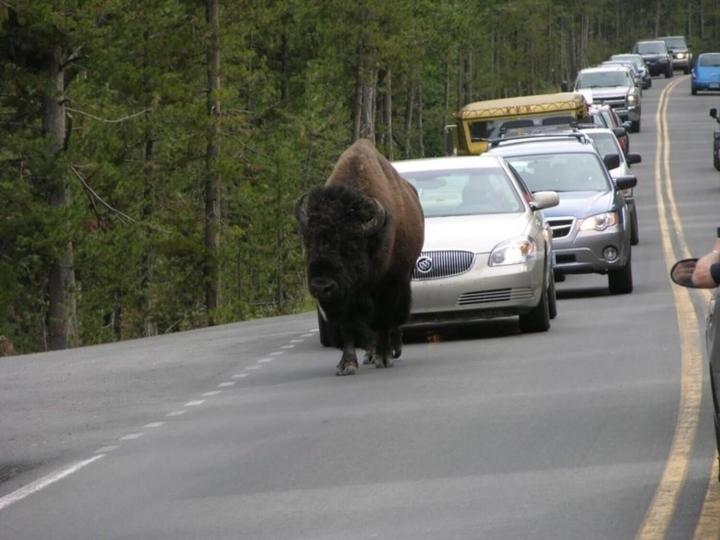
[393,155,559,333]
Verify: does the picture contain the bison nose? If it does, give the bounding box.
[309,277,338,299]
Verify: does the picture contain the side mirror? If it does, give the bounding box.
[622,120,632,130]
[612,127,627,138]
[530,190,559,211]
[614,175,637,190]
[711,108,718,119]
[670,258,700,288]
[603,153,621,170]
[560,80,570,92]
[626,153,642,165]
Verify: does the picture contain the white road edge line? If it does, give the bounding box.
[232,373,248,379]
[166,410,186,417]
[0,454,105,512]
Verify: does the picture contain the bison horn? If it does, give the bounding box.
[360,198,386,235]
[294,192,309,229]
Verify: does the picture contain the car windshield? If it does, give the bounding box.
[586,133,621,162]
[612,55,644,69]
[402,167,523,217]
[637,42,666,54]
[700,53,720,67]
[505,153,610,192]
[663,37,687,49]
[576,71,630,88]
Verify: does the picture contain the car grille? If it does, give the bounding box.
[457,287,534,305]
[412,250,474,280]
[546,217,575,239]
[594,96,627,109]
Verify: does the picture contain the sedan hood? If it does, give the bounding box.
[422,213,529,253]
[541,191,614,219]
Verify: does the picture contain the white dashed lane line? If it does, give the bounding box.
[143,422,166,429]
[184,400,205,407]
[245,366,261,371]
[202,390,222,397]
[166,410,186,417]
[95,445,119,454]
[232,373,248,379]
[270,351,284,356]
[218,382,235,388]
[119,433,144,441]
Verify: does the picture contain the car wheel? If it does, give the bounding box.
[631,119,641,133]
[666,66,674,78]
[692,87,697,95]
[630,207,639,246]
[684,66,691,75]
[548,277,558,320]
[317,308,340,347]
[647,79,652,89]
[714,151,720,172]
[519,283,550,332]
[608,252,633,294]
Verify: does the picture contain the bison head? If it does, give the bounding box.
[295,185,386,309]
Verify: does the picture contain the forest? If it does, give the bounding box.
[1,0,719,354]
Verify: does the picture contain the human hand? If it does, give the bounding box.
[691,239,720,288]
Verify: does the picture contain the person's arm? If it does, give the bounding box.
[692,239,720,288]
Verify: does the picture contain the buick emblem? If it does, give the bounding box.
[416,256,433,274]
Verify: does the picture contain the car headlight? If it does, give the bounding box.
[488,236,537,266]
[579,211,619,232]
[676,52,686,59]
[627,93,638,105]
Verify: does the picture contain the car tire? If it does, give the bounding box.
[630,207,639,246]
[666,67,674,78]
[548,278,558,320]
[519,282,550,332]
[631,119,641,133]
[608,252,633,295]
[692,86,698,95]
[684,66,691,75]
[647,79,652,89]
[317,309,340,347]
[714,151,720,171]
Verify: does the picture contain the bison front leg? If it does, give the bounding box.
[372,329,394,369]
[336,327,359,376]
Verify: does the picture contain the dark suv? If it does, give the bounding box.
[657,35,692,74]
[632,40,673,78]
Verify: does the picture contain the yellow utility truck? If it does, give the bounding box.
[448,92,591,155]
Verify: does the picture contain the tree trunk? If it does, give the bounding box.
[404,80,415,158]
[384,68,393,160]
[141,29,157,337]
[417,81,424,158]
[654,0,661,37]
[45,45,79,350]
[204,0,222,324]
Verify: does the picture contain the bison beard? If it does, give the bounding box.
[295,139,424,375]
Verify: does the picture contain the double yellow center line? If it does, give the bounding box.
[635,75,720,540]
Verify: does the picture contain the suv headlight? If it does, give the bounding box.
[627,93,638,105]
[488,236,537,266]
[676,52,686,59]
[579,211,619,232]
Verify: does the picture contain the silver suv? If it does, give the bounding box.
[487,134,636,294]
[574,65,642,132]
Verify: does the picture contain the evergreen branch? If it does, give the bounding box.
[70,165,135,225]
[66,107,152,124]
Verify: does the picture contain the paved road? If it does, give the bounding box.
[1,76,719,539]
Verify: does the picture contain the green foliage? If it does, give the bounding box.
[1,0,719,353]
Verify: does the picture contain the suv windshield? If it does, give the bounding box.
[576,71,630,89]
[585,133,620,162]
[612,55,644,69]
[700,53,720,67]
[637,42,666,54]
[402,167,523,217]
[663,37,687,49]
[505,153,610,192]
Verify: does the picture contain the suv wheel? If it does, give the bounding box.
[684,66,691,75]
[630,207,639,246]
[548,278,558,320]
[631,119,641,133]
[714,151,720,171]
[608,253,633,294]
[666,66,674,78]
[519,282,550,332]
[692,86,698,96]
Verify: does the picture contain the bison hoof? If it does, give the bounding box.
[374,355,394,369]
[362,351,374,365]
[336,361,358,376]
[392,345,402,359]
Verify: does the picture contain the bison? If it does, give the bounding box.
[294,139,424,375]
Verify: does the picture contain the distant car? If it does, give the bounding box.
[692,53,720,95]
[574,65,642,132]
[393,155,559,333]
[610,53,652,89]
[487,133,636,294]
[632,40,674,77]
[658,35,692,74]
[580,127,642,245]
[589,104,631,155]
